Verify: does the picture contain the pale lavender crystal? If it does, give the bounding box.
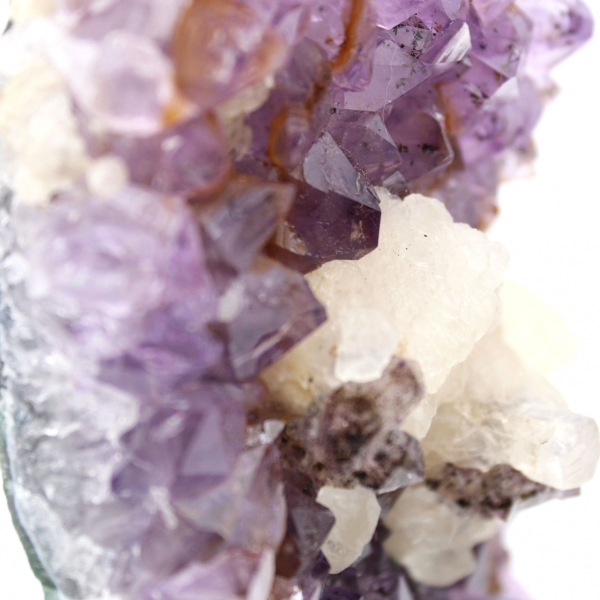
[60,0,189,44]
[276,481,335,578]
[112,393,245,504]
[244,40,333,171]
[87,116,230,196]
[213,257,327,380]
[195,175,327,379]
[197,175,297,276]
[472,0,513,24]
[517,0,594,90]
[468,4,532,80]
[416,159,499,229]
[303,0,350,61]
[145,549,275,600]
[457,77,543,169]
[334,37,431,112]
[302,132,378,205]
[383,86,454,183]
[268,133,381,272]
[173,444,286,550]
[16,188,220,368]
[327,110,405,190]
[330,2,378,92]
[68,30,173,135]
[437,55,509,133]
[0,0,595,599]
[374,0,436,29]
[419,17,471,81]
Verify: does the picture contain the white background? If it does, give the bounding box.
[492,3,600,597]
[1,3,600,599]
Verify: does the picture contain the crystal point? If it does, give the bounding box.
[0,1,596,599]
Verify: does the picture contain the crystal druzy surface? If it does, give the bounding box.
[0,1,597,600]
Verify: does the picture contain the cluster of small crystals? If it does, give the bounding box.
[0,1,597,600]
[0,0,594,232]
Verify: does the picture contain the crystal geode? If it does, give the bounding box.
[0,1,597,600]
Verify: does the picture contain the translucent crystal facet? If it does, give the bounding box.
[0,1,596,599]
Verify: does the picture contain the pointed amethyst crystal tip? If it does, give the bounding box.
[0,1,596,600]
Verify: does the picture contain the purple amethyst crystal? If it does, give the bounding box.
[86,116,231,196]
[323,532,411,600]
[0,0,595,599]
[212,257,328,380]
[244,39,333,172]
[52,0,594,233]
[275,483,335,578]
[327,110,406,191]
[267,132,381,272]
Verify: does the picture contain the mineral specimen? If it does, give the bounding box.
[420,329,600,490]
[0,1,597,600]
[383,485,502,586]
[316,485,381,573]
[261,189,508,413]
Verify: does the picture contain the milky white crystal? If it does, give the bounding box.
[400,391,440,441]
[333,306,400,384]
[500,281,582,375]
[420,329,600,490]
[261,190,508,414]
[247,551,276,600]
[10,0,55,22]
[401,281,584,441]
[0,62,90,204]
[383,485,501,586]
[316,485,381,574]
[86,156,130,199]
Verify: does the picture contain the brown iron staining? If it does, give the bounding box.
[332,0,368,74]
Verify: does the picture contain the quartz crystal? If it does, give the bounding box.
[261,189,508,415]
[316,486,381,574]
[383,485,502,586]
[0,1,597,599]
[420,329,600,490]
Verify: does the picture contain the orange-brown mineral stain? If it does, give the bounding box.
[332,0,367,73]
[162,87,195,127]
[173,0,286,107]
[267,79,330,170]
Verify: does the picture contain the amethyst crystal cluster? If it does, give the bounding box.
[0,1,597,600]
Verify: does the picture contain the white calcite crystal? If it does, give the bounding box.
[85,156,130,199]
[0,61,90,204]
[420,329,600,490]
[400,391,440,441]
[500,281,582,375]
[261,189,508,414]
[383,485,502,586]
[10,0,55,22]
[316,485,381,574]
[0,2,598,599]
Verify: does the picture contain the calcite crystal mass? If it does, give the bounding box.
[0,1,597,600]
